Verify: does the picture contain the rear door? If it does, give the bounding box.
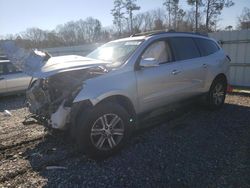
[169,37,207,97]
[194,37,222,81]
[5,62,31,92]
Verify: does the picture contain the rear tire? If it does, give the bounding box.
[205,77,227,110]
[72,102,131,159]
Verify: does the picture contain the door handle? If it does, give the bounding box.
[0,77,4,81]
[171,70,181,75]
[202,64,208,68]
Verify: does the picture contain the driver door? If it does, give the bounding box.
[136,40,186,113]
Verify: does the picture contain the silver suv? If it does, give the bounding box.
[1,31,230,158]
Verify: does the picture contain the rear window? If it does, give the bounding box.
[170,37,200,61]
[6,63,21,74]
[194,38,219,56]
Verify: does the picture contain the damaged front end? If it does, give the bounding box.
[0,41,109,130]
[26,67,106,129]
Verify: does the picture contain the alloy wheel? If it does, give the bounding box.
[90,113,125,151]
[212,83,225,105]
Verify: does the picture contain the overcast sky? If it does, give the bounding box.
[0,0,249,36]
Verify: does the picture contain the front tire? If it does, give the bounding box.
[206,77,227,110]
[73,102,130,159]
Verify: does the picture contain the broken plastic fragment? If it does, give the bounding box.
[50,101,71,130]
[3,110,12,117]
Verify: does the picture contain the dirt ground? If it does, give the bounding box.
[0,94,249,187]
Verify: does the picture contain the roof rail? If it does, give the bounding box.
[169,31,209,37]
[130,30,209,37]
[130,29,176,37]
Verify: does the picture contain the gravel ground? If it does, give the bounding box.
[0,94,249,187]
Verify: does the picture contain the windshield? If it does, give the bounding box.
[87,40,143,65]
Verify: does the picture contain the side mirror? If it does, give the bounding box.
[140,58,159,67]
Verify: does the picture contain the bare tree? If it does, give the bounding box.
[56,21,79,45]
[124,0,140,33]
[163,0,184,30]
[154,19,165,30]
[172,0,179,29]
[163,0,172,28]
[133,13,145,32]
[237,7,250,30]
[21,28,47,47]
[203,0,234,32]
[84,17,102,43]
[152,8,167,30]
[142,11,155,31]
[111,0,125,36]
[176,8,186,30]
[99,28,112,42]
[187,0,203,32]
[56,17,102,45]
[133,9,166,32]
[185,9,196,31]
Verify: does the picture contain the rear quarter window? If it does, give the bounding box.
[194,38,220,56]
[169,37,200,61]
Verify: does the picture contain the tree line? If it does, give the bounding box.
[112,0,235,34]
[2,0,250,49]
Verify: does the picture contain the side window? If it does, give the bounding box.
[170,37,200,61]
[195,38,219,56]
[141,41,173,64]
[5,63,21,74]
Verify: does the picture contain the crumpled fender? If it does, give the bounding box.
[73,84,131,106]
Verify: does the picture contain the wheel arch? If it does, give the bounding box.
[96,95,137,122]
[210,73,228,90]
[214,73,228,84]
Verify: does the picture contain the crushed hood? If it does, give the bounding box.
[0,41,108,78]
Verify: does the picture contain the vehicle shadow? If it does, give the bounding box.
[23,102,250,187]
[0,94,26,112]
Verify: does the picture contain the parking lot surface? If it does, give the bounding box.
[0,94,249,187]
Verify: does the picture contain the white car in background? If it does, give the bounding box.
[0,56,31,95]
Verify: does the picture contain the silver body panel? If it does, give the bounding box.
[74,33,229,114]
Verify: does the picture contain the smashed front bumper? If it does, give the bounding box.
[23,102,71,130]
[49,101,71,130]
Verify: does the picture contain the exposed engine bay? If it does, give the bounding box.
[26,67,107,129]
